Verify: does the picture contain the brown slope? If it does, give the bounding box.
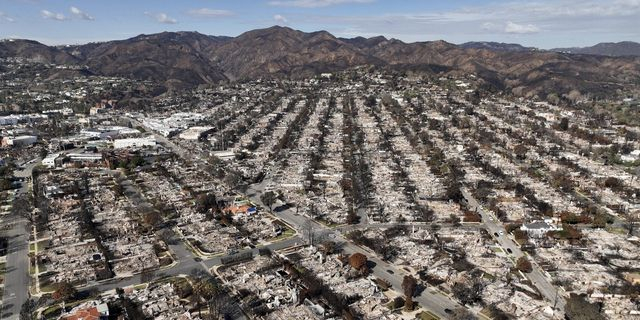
[361,37,640,97]
[553,41,640,57]
[1,28,639,99]
[0,39,79,65]
[73,32,229,90]
[211,26,381,80]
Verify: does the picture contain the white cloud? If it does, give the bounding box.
[269,0,373,8]
[0,11,15,23]
[41,10,67,21]
[187,8,233,18]
[273,14,288,24]
[510,0,640,18]
[288,0,640,47]
[145,12,177,24]
[505,21,540,34]
[70,6,94,21]
[481,22,498,31]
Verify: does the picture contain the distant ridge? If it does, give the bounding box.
[552,41,640,57]
[1,27,639,98]
[460,41,537,52]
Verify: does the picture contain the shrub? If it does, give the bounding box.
[516,257,533,273]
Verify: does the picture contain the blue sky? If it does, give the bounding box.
[0,0,638,48]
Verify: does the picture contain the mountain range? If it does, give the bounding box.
[552,41,640,57]
[1,26,639,98]
[459,42,537,52]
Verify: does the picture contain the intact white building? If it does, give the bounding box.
[68,153,103,162]
[520,219,562,238]
[142,119,178,137]
[80,126,141,140]
[179,126,213,140]
[113,137,156,149]
[42,153,61,168]
[0,116,18,126]
[42,108,73,116]
[44,186,64,198]
[210,150,235,161]
[2,135,37,147]
[621,150,640,163]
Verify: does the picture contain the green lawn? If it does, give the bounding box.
[316,218,342,228]
[29,240,48,252]
[0,262,5,289]
[483,272,496,281]
[416,311,440,320]
[272,228,295,242]
[42,297,94,318]
[42,305,62,318]
[39,277,57,293]
[605,226,628,235]
[133,283,148,290]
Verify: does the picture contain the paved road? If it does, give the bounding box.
[1,159,39,320]
[68,153,301,319]
[336,222,481,233]
[341,240,462,317]
[130,116,468,318]
[84,168,301,289]
[247,183,465,319]
[461,188,566,313]
[1,213,30,320]
[81,235,301,293]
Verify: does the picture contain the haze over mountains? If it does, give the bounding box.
[459,42,537,52]
[460,41,640,57]
[1,26,639,98]
[551,41,640,57]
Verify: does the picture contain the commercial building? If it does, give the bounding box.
[113,136,157,149]
[42,153,61,168]
[179,126,214,140]
[68,153,103,162]
[1,135,37,147]
[0,116,18,126]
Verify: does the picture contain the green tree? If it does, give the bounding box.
[559,117,569,131]
[142,210,162,229]
[195,193,217,213]
[20,299,37,320]
[451,308,477,320]
[402,275,417,298]
[404,295,414,311]
[192,278,218,318]
[260,191,277,212]
[112,183,124,198]
[0,178,12,191]
[207,293,233,320]
[565,293,605,320]
[516,257,533,273]
[52,281,77,302]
